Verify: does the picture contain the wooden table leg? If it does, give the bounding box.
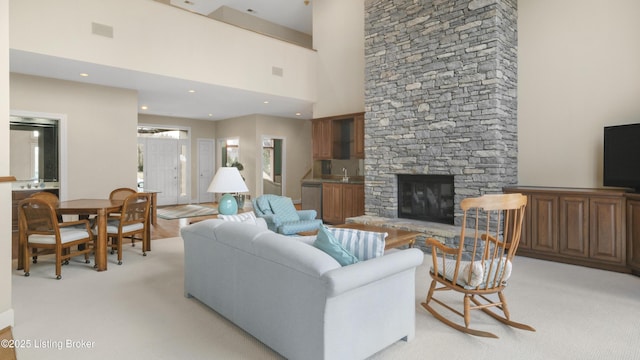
[144,214,151,252]
[150,192,157,225]
[17,221,24,271]
[95,209,107,271]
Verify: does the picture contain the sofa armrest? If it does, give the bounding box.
[296,209,317,221]
[322,248,424,297]
[258,214,281,232]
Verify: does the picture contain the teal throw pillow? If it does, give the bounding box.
[269,196,300,222]
[328,228,387,261]
[313,226,359,266]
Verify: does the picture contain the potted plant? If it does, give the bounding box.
[230,161,247,208]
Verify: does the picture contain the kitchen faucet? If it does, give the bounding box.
[342,167,349,182]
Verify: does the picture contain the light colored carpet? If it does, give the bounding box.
[157,204,217,220]
[11,237,640,360]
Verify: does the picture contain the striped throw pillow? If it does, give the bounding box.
[218,211,257,224]
[327,228,387,261]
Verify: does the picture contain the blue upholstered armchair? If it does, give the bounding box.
[251,194,322,235]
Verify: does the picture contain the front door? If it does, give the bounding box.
[198,139,215,203]
[145,138,179,206]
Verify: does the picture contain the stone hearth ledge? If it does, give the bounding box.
[345,215,462,253]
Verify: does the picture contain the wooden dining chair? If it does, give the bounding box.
[421,193,534,338]
[108,187,137,244]
[109,187,137,201]
[104,193,151,265]
[18,197,94,280]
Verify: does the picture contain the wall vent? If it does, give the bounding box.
[272,66,284,77]
[91,22,114,38]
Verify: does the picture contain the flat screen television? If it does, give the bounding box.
[603,123,640,192]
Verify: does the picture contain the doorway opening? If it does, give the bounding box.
[262,136,284,196]
[137,126,190,206]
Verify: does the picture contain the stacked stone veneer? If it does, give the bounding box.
[363,0,518,228]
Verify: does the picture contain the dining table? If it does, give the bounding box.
[17,198,151,272]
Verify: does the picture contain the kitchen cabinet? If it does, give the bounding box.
[312,112,365,160]
[322,182,364,224]
[312,118,332,160]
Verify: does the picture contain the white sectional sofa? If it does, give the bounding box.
[180,219,424,360]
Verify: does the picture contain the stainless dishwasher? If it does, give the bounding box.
[301,182,322,219]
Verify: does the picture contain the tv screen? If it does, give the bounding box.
[603,123,640,192]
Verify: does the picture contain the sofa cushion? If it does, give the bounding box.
[327,228,387,261]
[269,196,300,222]
[313,226,358,266]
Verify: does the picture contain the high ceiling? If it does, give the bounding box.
[9,0,314,121]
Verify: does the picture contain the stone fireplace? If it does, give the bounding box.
[363,0,518,228]
[397,174,454,224]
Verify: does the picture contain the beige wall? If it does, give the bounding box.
[215,115,312,202]
[10,0,316,105]
[255,115,313,200]
[1,0,13,330]
[312,0,365,118]
[518,0,640,188]
[10,74,138,199]
[138,114,217,202]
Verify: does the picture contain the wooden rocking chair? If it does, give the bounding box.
[421,193,535,338]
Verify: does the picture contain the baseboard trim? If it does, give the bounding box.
[0,308,14,330]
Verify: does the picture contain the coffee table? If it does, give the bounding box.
[332,223,421,250]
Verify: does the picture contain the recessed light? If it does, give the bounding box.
[295,112,302,116]
[263,101,269,104]
[188,89,196,93]
[208,114,213,117]
[141,106,148,110]
[79,73,89,77]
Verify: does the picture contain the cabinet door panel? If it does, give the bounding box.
[627,199,640,271]
[312,119,332,160]
[531,195,558,253]
[589,197,624,264]
[559,196,589,258]
[322,183,343,224]
[354,114,365,159]
[343,184,364,220]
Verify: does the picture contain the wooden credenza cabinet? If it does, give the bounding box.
[322,182,364,224]
[504,187,629,273]
[626,193,640,275]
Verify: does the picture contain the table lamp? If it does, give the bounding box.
[207,167,249,215]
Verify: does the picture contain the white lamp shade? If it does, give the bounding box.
[207,167,249,193]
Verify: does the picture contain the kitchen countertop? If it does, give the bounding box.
[302,178,364,185]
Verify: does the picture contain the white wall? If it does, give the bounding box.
[9,0,316,103]
[10,74,138,199]
[313,0,365,118]
[518,0,640,188]
[1,0,14,330]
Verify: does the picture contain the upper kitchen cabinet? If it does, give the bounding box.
[312,118,332,160]
[312,112,365,160]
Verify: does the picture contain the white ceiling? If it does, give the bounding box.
[9,0,314,121]
[170,0,312,35]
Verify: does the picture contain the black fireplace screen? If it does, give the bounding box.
[397,174,454,225]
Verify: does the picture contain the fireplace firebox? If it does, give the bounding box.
[397,174,454,225]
